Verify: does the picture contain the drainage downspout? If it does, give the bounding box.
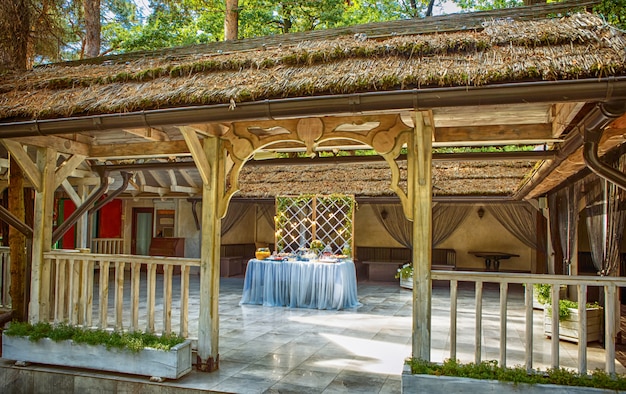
[88,171,132,215]
[52,170,109,245]
[0,205,33,238]
[582,101,626,191]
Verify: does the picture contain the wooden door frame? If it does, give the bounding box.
[131,207,153,255]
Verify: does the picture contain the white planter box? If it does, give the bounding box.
[2,333,192,380]
[402,364,616,393]
[543,307,603,344]
[400,277,413,290]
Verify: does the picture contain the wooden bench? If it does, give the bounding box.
[357,247,456,281]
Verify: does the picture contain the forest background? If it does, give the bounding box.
[0,0,624,71]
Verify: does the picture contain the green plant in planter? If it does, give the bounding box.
[407,358,626,390]
[395,262,413,280]
[533,284,599,321]
[4,321,185,352]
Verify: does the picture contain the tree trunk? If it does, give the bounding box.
[83,0,101,58]
[0,0,29,70]
[9,157,27,322]
[224,0,239,41]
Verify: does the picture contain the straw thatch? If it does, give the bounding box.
[236,160,534,198]
[0,12,624,121]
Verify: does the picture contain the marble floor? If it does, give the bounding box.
[146,278,623,393]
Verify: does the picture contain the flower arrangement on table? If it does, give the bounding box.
[310,240,324,254]
[395,262,413,280]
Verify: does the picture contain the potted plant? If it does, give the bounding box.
[395,262,413,289]
[532,283,566,310]
[534,284,603,343]
[2,321,192,380]
[402,358,626,393]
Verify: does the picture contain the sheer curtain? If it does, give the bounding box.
[432,204,471,247]
[584,155,626,276]
[372,203,471,248]
[221,202,251,236]
[487,202,544,251]
[548,184,579,275]
[373,204,412,248]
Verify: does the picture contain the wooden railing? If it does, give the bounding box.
[91,238,124,254]
[0,247,10,308]
[431,271,626,375]
[43,250,200,338]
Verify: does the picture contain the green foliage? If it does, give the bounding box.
[395,262,413,279]
[534,284,600,321]
[4,321,185,352]
[408,358,626,390]
[594,0,626,30]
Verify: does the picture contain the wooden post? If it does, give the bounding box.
[197,135,223,372]
[8,156,27,321]
[410,113,433,361]
[29,147,56,323]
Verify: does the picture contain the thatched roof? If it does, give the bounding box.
[1,11,624,122]
[236,160,535,198]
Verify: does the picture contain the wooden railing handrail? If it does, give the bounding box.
[45,251,200,267]
[432,270,626,286]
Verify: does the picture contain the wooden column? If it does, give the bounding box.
[8,156,27,321]
[29,147,56,323]
[410,113,433,361]
[197,135,223,371]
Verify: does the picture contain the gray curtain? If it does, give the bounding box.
[584,155,626,276]
[487,202,544,251]
[257,203,275,229]
[221,202,251,236]
[373,203,471,249]
[432,204,471,247]
[555,184,580,275]
[373,204,412,249]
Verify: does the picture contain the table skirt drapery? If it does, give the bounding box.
[240,259,361,310]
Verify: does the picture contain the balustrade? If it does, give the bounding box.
[44,250,200,339]
[431,271,626,374]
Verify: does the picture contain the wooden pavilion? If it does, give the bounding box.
[1,0,626,374]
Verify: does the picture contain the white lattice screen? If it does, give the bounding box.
[275,195,354,255]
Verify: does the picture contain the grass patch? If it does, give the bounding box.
[408,358,626,390]
[4,321,185,352]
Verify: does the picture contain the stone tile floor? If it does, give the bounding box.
[3,277,624,393]
[159,278,624,393]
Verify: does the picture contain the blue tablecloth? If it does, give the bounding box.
[240,259,361,310]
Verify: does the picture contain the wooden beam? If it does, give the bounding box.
[552,102,585,138]
[149,170,168,188]
[411,112,433,361]
[434,123,552,143]
[197,135,222,372]
[179,169,199,188]
[2,140,42,191]
[89,140,191,159]
[179,126,211,185]
[15,136,90,156]
[123,127,170,142]
[54,154,87,189]
[140,185,169,196]
[30,147,56,323]
[170,185,201,195]
[61,179,83,206]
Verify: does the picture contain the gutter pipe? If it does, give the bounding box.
[582,101,626,191]
[87,171,132,215]
[52,170,109,245]
[0,204,33,238]
[2,78,626,137]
